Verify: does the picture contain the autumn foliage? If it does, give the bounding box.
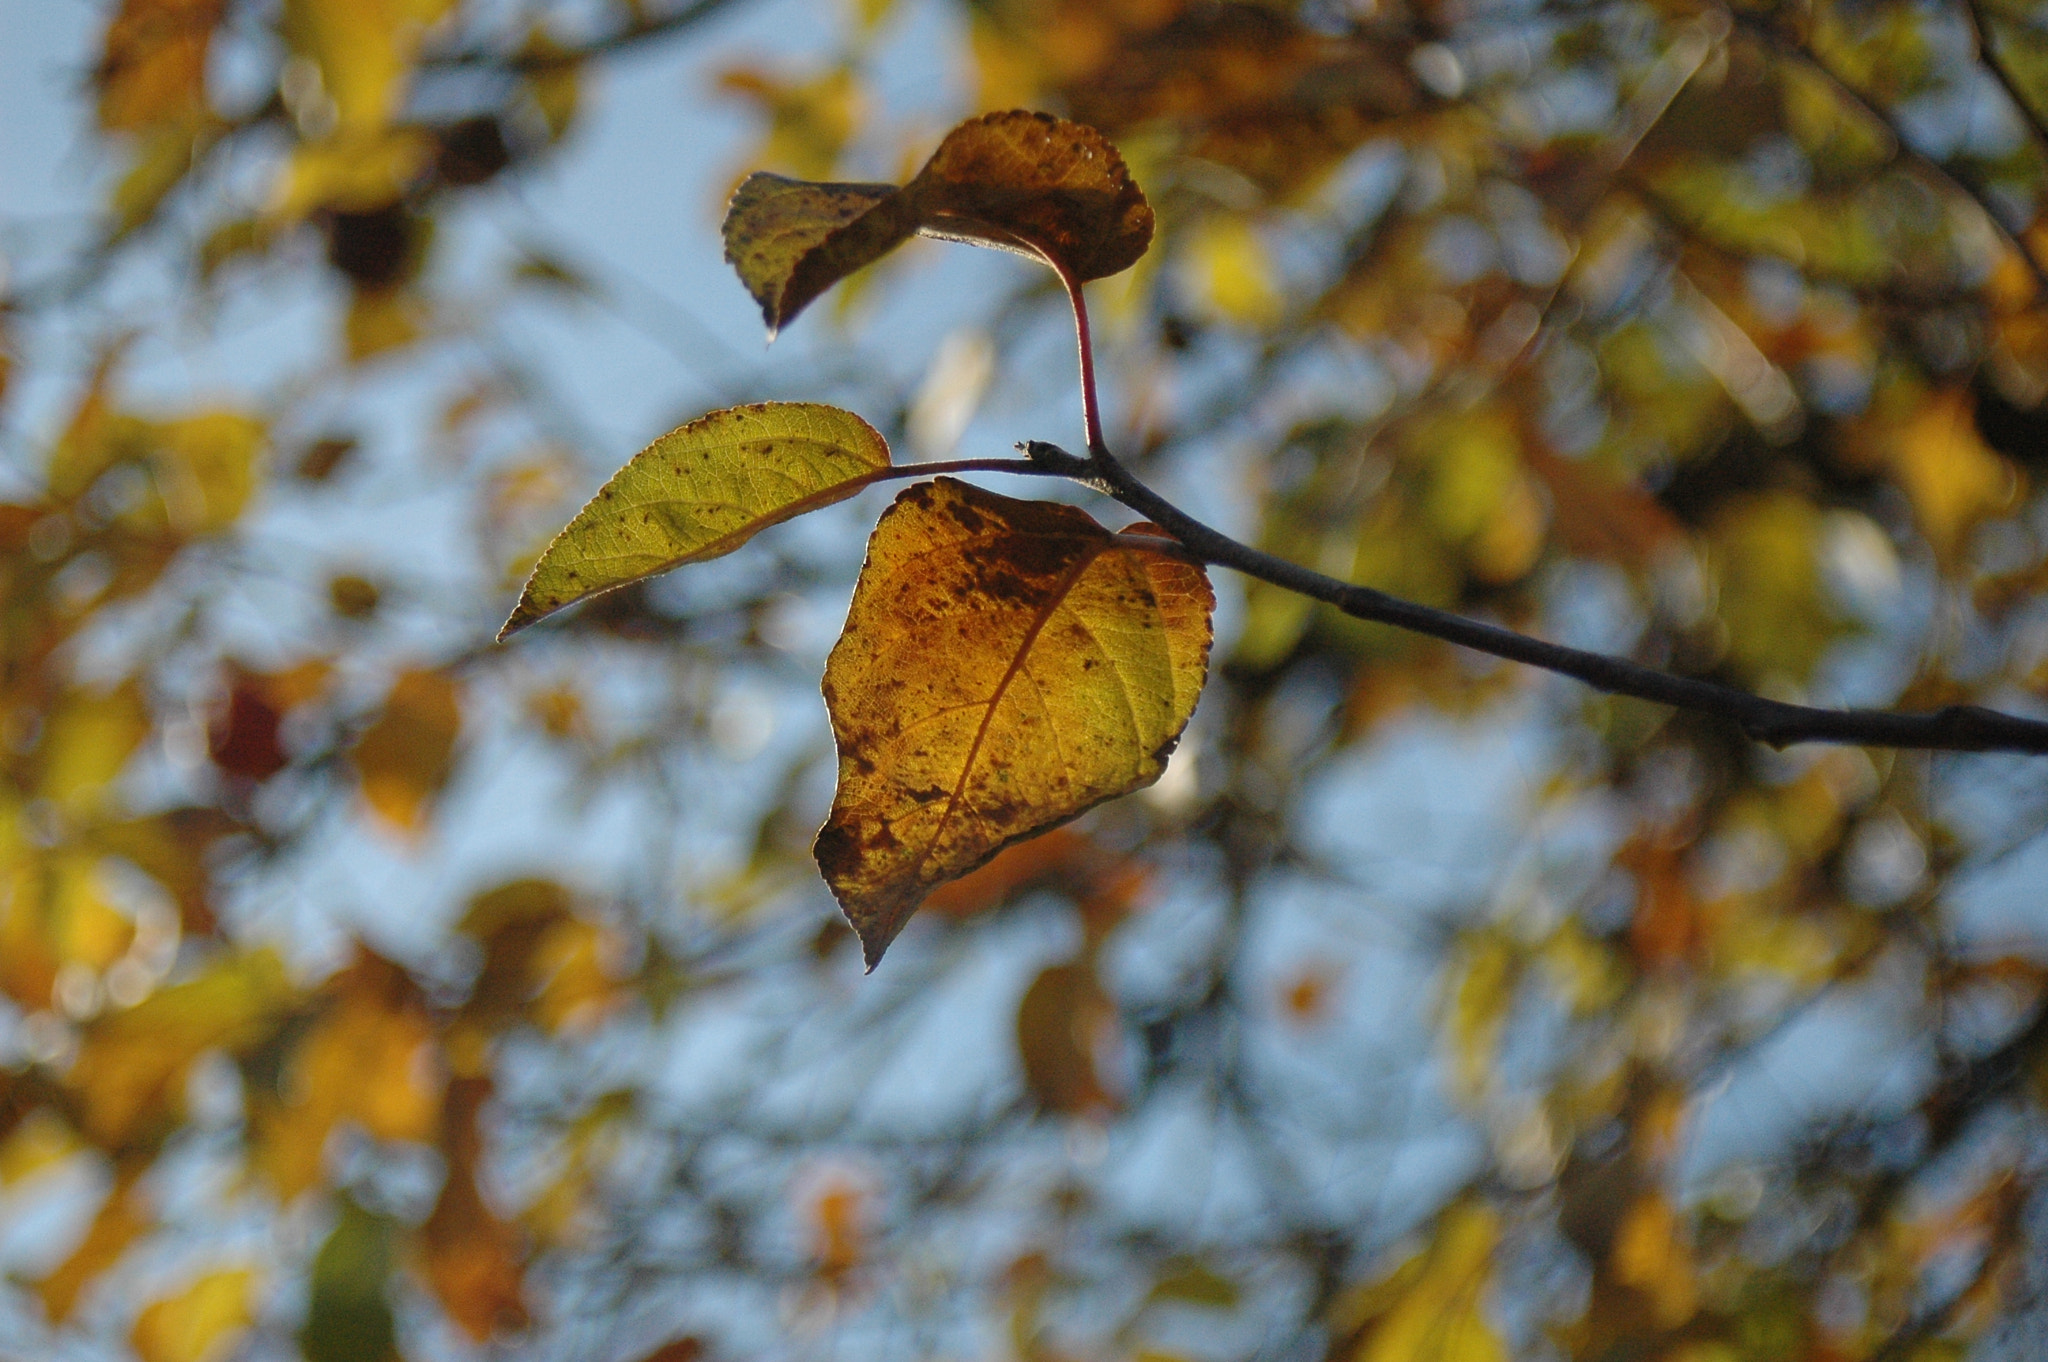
[10,1,2048,1361]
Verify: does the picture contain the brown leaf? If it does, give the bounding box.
[420,1076,529,1340]
[1016,959,1119,1116]
[813,479,1212,967]
[724,111,1152,336]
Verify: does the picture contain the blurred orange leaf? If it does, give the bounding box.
[352,669,461,835]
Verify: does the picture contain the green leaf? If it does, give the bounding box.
[499,402,892,638]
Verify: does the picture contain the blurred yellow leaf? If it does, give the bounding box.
[272,129,432,221]
[96,0,227,131]
[150,411,265,533]
[131,1268,255,1362]
[351,669,461,835]
[421,1077,529,1341]
[111,116,223,237]
[37,681,150,821]
[717,63,864,182]
[528,917,618,1033]
[1885,388,2018,565]
[1346,1202,1508,1362]
[0,1109,80,1185]
[48,853,141,971]
[345,287,429,362]
[1611,1192,1698,1328]
[40,1167,151,1321]
[1184,215,1281,327]
[1447,930,1517,1099]
[1709,492,1839,684]
[281,0,456,132]
[256,955,442,1199]
[69,950,293,1145]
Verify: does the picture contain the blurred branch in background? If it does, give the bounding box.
[7,1,2048,1361]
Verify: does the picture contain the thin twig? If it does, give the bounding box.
[1728,8,2048,297]
[422,0,752,71]
[1960,0,2048,177]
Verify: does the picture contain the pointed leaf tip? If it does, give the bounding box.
[815,479,1212,967]
[500,402,891,638]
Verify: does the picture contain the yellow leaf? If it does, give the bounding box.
[48,853,140,970]
[281,0,455,132]
[0,1110,80,1185]
[344,286,428,362]
[69,950,293,1145]
[271,129,433,221]
[1610,1192,1698,1327]
[351,670,461,835]
[1185,215,1281,327]
[150,410,265,533]
[529,917,618,1033]
[255,956,442,1198]
[37,682,151,821]
[1886,388,2019,564]
[501,403,892,638]
[814,478,1213,967]
[96,0,227,132]
[131,1268,255,1362]
[1709,492,1839,684]
[1351,1203,1508,1362]
[421,1077,528,1340]
[1446,931,1517,1100]
[111,115,223,237]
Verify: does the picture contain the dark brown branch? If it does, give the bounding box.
[1961,0,2048,177]
[1063,438,2048,752]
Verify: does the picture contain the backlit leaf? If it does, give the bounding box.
[131,1267,255,1362]
[813,478,1212,967]
[501,403,891,638]
[723,110,1152,335]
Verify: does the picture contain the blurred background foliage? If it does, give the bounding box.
[7,0,2048,1358]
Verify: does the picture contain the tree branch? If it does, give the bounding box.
[1960,0,2048,182]
[1014,261,2048,754]
[422,0,752,72]
[1728,8,2048,298]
